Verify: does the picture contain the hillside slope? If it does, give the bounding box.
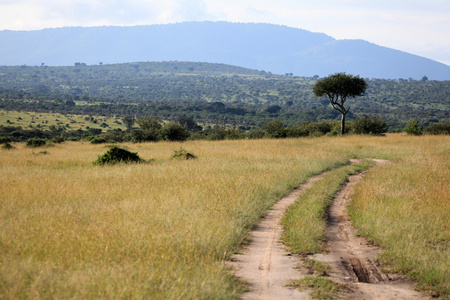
[1,22,449,80]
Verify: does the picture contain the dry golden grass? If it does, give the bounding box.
[0,135,448,299]
[350,135,450,297]
[0,138,349,299]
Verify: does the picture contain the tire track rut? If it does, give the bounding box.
[228,160,428,299]
[228,173,326,300]
[312,159,429,299]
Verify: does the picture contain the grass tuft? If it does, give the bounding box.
[170,147,197,160]
[288,276,344,300]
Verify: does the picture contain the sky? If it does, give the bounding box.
[1,0,449,66]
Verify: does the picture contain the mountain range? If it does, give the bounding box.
[1,21,449,80]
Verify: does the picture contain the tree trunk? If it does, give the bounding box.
[340,113,346,135]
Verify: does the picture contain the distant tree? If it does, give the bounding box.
[177,116,202,132]
[122,116,135,132]
[264,105,282,114]
[136,116,162,132]
[313,73,367,135]
[136,116,163,141]
[421,75,428,82]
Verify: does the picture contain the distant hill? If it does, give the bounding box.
[0,21,449,80]
[1,61,449,130]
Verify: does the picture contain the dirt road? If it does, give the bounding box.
[228,173,326,299]
[228,160,429,299]
[313,159,428,299]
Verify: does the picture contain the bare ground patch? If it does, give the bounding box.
[227,173,327,299]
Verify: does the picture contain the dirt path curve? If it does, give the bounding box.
[313,159,429,299]
[228,173,327,300]
[228,159,430,299]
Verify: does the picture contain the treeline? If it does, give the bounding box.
[0,62,449,131]
[2,116,448,146]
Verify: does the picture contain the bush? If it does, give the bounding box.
[264,120,286,138]
[26,138,46,147]
[351,116,388,135]
[1,142,14,150]
[51,136,65,143]
[225,129,245,140]
[286,121,335,138]
[93,146,143,165]
[90,137,108,144]
[0,137,12,144]
[247,129,266,139]
[404,120,423,136]
[162,122,190,141]
[424,122,450,135]
[206,127,227,140]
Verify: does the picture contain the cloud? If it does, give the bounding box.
[0,0,213,29]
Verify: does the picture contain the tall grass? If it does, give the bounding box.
[281,134,449,298]
[349,136,450,297]
[1,135,448,299]
[0,139,349,299]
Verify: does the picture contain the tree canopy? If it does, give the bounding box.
[313,73,367,134]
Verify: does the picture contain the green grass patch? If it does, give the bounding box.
[302,258,332,276]
[282,161,374,254]
[0,110,126,131]
[287,276,344,300]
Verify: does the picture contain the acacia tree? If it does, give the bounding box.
[313,73,367,135]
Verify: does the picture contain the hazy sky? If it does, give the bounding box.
[1,0,449,66]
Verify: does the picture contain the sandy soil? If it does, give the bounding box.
[228,173,327,299]
[228,160,430,299]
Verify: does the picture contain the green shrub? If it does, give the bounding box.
[51,136,65,143]
[225,129,245,140]
[0,137,12,144]
[26,138,47,147]
[90,137,108,144]
[1,142,14,150]
[162,122,190,141]
[351,116,388,135]
[424,122,450,135]
[93,146,143,165]
[264,120,286,138]
[286,121,335,138]
[247,129,266,139]
[404,120,423,135]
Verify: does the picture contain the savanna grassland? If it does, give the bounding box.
[0,110,126,132]
[1,135,449,299]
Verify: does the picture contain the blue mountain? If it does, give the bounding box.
[0,21,449,80]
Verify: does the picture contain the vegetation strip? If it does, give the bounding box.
[1,62,449,131]
[281,160,374,254]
